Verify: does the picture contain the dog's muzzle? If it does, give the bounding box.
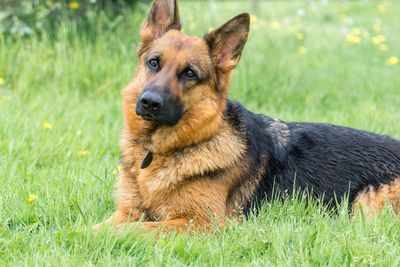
[136,89,183,126]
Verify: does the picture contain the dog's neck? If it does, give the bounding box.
[134,118,247,191]
[138,110,224,155]
[125,97,227,156]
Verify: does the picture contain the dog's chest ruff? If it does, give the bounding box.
[137,121,246,194]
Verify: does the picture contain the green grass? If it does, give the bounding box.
[1,0,400,265]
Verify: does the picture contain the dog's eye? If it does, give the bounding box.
[147,58,159,71]
[184,69,196,79]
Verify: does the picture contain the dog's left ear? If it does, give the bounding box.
[204,13,250,70]
[140,0,181,44]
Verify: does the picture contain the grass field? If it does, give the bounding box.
[1,0,400,265]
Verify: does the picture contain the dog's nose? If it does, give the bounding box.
[139,91,164,112]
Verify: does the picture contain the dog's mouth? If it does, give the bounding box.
[140,113,163,125]
[136,106,183,127]
[137,109,180,127]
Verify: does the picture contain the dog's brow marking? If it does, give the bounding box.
[267,119,291,148]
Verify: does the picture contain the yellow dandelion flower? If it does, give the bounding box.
[0,77,4,85]
[298,46,307,54]
[77,150,90,156]
[270,21,280,30]
[250,15,258,23]
[362,31,370,39]
[208,27,214,33]
[377,4,387,14]
[387,56,399,65]
[42,123,52,129]
[373,24,381,32]
[379,44,388,51]
[346,34,360,44]
[296,33,304,40]
[28,194,38,202]
[2,95,10,101]
[69,2,79,9]
[372,36,381,44]
[377,35,386,42]
[352,28,361,35]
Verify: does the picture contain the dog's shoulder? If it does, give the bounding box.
[224,99,291,161]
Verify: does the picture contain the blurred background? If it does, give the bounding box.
[0,0,139,37]
[1,0,398,119]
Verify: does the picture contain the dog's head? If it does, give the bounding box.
[123,0,249,152]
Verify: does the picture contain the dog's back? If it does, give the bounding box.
[225,100,400,215]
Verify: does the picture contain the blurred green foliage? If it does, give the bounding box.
[0,0,140,38]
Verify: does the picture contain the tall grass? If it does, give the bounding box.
[1,1,400,265]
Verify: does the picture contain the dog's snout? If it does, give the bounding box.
[136,87,183,126]
[139,91,164,112]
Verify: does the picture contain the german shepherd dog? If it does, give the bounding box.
[95,0,400,233]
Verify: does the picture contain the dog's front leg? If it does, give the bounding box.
[93,210,137,232]
[94,217,191,234]
[136,218,191,235]
[137,218,227,235]
[95,217,224,235]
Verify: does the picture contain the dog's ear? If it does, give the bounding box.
[140,0,181,43]
[204,13,250,70]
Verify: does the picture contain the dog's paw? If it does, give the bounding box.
[92,222,104,232]
[93,221,131,233]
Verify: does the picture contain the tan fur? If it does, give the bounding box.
[352,177,400,218]
[107,119,248,233]
[94,0,252,234]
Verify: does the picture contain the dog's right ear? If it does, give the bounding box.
[140,0,181,44]
[204,13,250,71]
